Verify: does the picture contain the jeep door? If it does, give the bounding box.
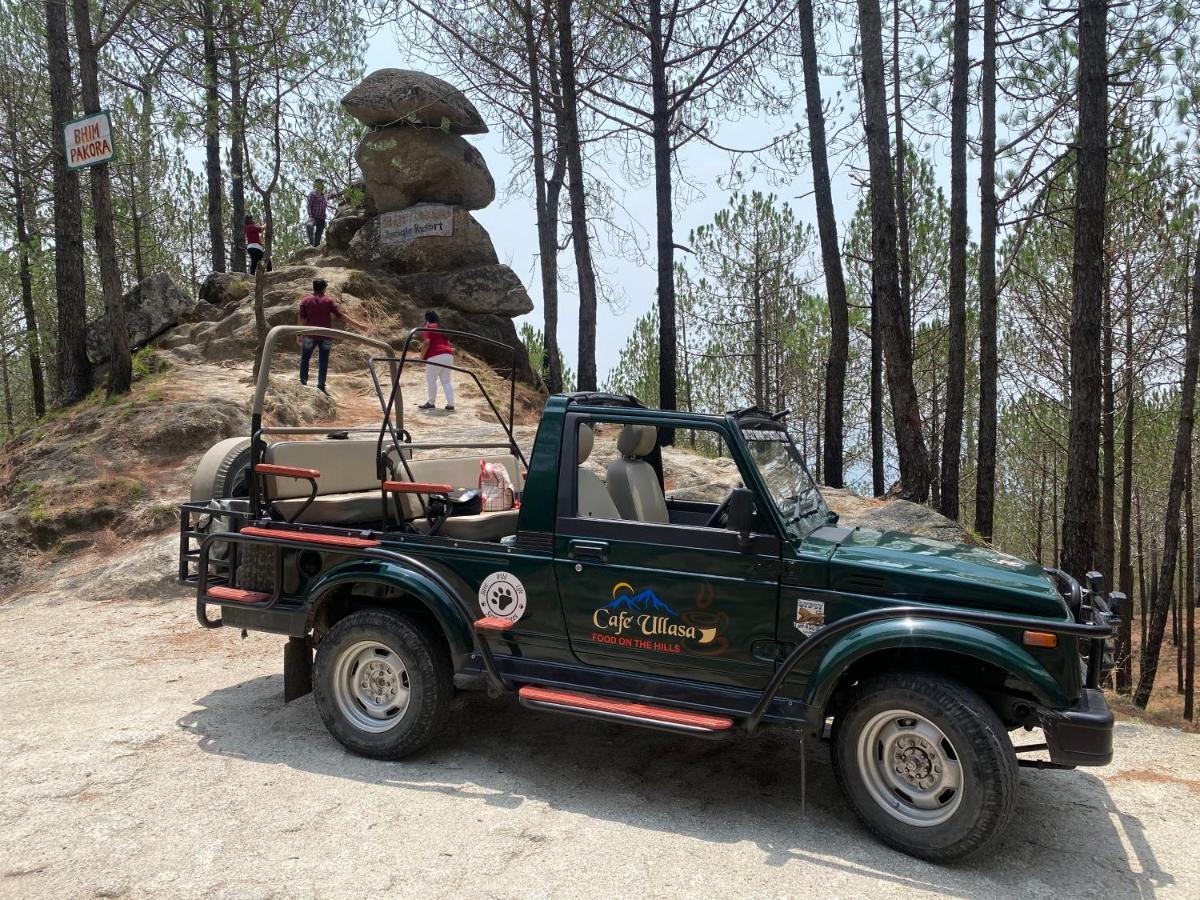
[553,414,782,689]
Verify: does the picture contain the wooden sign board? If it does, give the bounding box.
[379,205,454,244]
[64,111,115,170]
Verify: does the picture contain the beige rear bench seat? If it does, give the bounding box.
[263,439,523,541]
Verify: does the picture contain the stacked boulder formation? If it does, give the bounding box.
[329,69,534,341]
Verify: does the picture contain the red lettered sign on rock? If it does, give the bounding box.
[63,111,114,170]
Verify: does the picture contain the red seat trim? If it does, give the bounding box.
[518,686,734,730]
[382,481,455,494]
[239,526,380,549]
[255,463,321,480]
[206,585,272,604]
[474,617,515,632]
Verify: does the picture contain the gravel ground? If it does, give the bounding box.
[2,538,1198,899]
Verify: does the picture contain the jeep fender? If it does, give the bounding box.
[801,618,1073,715]
[304,558,474,658]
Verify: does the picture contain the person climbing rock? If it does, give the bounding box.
[297,278,365,394]
[245,214,271,274]
[305,178,329,247]
[416,310,455,411]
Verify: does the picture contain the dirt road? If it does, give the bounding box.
[2,537,1198,899]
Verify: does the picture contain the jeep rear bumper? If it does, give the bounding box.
[1039,688,1114,767]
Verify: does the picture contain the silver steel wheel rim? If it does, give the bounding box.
[332,640,411,734]
[856,709,964,827]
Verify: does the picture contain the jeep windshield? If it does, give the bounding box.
[739,421,830,539]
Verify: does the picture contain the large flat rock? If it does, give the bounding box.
[357,127,495,213]
[341,69,488,134]
[86,272,194,365]
[393,264,534,317]
[348,206,498,274]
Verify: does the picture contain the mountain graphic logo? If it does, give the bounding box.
[603,582,679,617]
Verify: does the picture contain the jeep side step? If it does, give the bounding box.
[474,617,515,633]
[517,685,735,736]
[206,585,272,604]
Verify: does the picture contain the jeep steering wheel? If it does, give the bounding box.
[706,491,734,528]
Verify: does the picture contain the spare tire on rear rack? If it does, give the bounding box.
[188,437,274,586]
[191,436,254,502]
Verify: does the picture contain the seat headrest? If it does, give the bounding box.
[617,424,657,458]
[577,423,595,465]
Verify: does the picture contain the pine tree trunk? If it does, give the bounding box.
[799,0,848,488]
[1117,279,1135,691]
[556,0,598,391]
[0,322,13,432]
[202,0,226,273]
[129,166,144,284]
[1102,279,1116,586]
[752,240,764,408]
[8,121,47,417]
[1036,447,1047,563]
[1186,450,1195,720]
[228,22,246,274]
[858,0,929,502]
[525,0,563,393]
[941,0,969,521]
[72,0,131,395]
[974,0,998,539]
[1061,0,1109,578]
[44,0,91,405]
[1134,231,1200,708]
[1177,531,1185,694]
[870,282,885,496]
[892,0,912,343]
[650,0,676,415]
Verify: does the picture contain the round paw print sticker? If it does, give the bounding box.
[478,571,527,623]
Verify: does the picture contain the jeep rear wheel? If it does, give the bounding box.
[313,609,452,759]
[830,673,1017,861]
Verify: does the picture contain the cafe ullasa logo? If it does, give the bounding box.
[594,582,718,644]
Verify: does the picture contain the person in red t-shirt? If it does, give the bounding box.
[297,278,364,394]
[244,215,271,274]
[416,310,455,411]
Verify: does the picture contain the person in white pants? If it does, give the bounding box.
[416,310,455,411]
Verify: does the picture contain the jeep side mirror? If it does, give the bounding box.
[728,487,755,552]
[1107,591,1128,622]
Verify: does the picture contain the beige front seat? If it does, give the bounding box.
[606,424,669,523]
[577,424,620,519]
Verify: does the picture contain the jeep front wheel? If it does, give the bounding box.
[313,609,452,759]
[830,672,1017,861]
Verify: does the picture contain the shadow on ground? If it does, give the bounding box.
[179,675,1171,898]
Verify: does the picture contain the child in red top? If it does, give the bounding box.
[417,310,455,411]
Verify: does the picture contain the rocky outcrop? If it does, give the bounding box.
[348,207,498,274]
[325,212,369,252]
[356,128,495,213]
[393,265,534,317]
[341,69,488,134]
[87,273,194,364]
[323,68,535,380]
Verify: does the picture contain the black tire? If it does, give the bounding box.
[313,609,452,759]
[830,672,1018,862]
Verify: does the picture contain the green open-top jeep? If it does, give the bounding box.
[179,325,1120,861]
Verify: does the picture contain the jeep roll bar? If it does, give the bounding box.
[250,325,396,419]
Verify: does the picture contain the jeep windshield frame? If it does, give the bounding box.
[735,417,831,541]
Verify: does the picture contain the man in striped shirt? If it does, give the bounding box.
[305,178,329,247]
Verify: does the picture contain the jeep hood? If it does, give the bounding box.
[814,527,1069,618]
